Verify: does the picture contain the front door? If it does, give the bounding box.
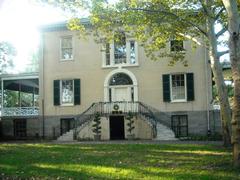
[110,116,125,140]
[60,118,75,135]
[113,87,131,102]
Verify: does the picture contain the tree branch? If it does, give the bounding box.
[127,8,208,37]
[216,26,228,38]
[215,7,225,21]
[199,0,210,16]
[177,33,203,46]
[218,50,229,57]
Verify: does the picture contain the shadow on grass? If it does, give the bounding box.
[0,143,239,180]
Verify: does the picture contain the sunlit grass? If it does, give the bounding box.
[0,143,239,180]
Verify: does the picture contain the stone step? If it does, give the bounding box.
[154,123,178,140]
[57,129,74,141]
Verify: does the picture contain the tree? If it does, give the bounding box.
[0,41,17,74]
[92,112,101,140]
[38,1,234,146]
[126,111,135,139]
[221,0,240,167]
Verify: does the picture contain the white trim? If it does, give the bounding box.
[102,64,139,68]
[104,69,138,87]
[134,41,139,65]
[101,38,139,67]
[60,36,74,61]
[126,40,130,64]
[104,69,138,102]
[110,43,114,65]
[170,73,187,102]
[2,75,38,81]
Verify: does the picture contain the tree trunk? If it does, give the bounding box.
[222,0,240,167]
[207,12,232,147]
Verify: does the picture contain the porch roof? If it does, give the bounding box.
[3,79,39,94]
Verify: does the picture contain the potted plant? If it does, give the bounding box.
[92,112,101,140]
[126,112,135,140]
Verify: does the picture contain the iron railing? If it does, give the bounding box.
[72,101,171,139]
[1,107,39,117]
[139,102,171,128]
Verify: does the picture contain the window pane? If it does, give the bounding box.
[171,74,185,100]
[105,43,110,65]
[109,73,133,86]
[61,49,73,60]
[179,115,187,126]
[170,40,184,52]
[130,41,136,64]
[109,88,112,102]
[61,80,73,104]
[171,115,188,137]
[62,38,72,48]
[131,87,134,101]
[114,33,126,64]
[61,37,73,60]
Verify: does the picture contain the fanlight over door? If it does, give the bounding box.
[109,73,133,102]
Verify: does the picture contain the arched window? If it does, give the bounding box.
[109,73,133,86]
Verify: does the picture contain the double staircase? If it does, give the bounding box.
[57,101,177,141]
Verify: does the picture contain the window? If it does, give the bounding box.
[114,33,127,64]
[14,119,27,138]
[162,73,194,102]
[130,41,136,64]
[170,40,184,52]
[105,43,110,65]
[61,36,73,60]
[171,74,186,101]
[54,79,81,106]
[109,73,133,86]
[102,34,138,67]
[171,115,188,137]
[61,80,74,105]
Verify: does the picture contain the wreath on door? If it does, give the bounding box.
[113,104,119,111]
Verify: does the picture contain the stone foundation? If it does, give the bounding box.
[0,110,222,140]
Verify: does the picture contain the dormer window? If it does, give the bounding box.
[102,33,138,67]
[170,40,184,52]
[60,36,73,61]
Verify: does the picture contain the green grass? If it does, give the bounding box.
[0,143,239,180]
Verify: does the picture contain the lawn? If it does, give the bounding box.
[0,143,239,180]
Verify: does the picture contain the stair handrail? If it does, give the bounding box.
[74,103,98,137]
[67,101,172,140]
[139,102,171,128]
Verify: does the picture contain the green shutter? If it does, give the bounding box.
[53,80,60,105]
[187,73,194,101]
[162,74,171,102]
[74,79,81,105]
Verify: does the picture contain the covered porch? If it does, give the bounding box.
[0,75,39,117]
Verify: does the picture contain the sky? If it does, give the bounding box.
[0,0,229,73]
[0,0,68,72]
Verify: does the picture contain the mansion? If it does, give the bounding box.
[0,21,221,140]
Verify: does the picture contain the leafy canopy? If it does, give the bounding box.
[39,0,228,65]
[0,41,17,74]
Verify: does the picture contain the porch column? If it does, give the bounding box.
[1,79,3,109]
[32,87,35,107]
